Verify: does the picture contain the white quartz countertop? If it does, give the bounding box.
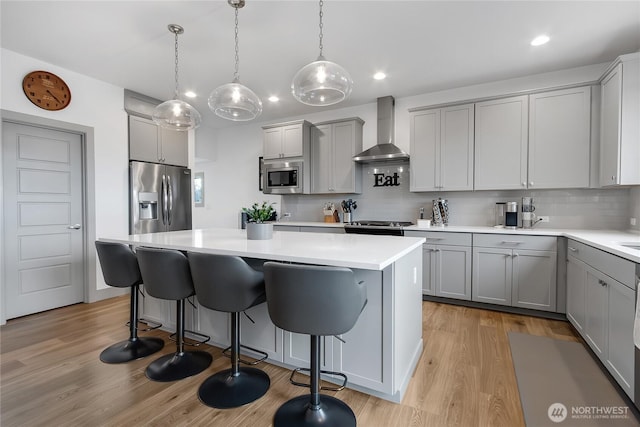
[99,227,425,271]
[274,222,639,263]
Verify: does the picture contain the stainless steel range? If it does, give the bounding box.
[344,220,413,236]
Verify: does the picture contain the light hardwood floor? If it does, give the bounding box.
[1,297,580,426]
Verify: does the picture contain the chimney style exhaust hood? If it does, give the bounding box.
[353,96,409,163]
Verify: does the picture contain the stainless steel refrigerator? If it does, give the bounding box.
[130,160,192,234]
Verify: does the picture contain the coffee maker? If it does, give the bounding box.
[505,201,518,229]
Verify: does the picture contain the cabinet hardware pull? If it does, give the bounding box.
[568,247,578,252]
[529,181,534,186]
[521,182,526,186]
[425,237,444,240]
[513,253,519,258]
[501,241,523,244]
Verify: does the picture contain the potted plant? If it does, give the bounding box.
[242,201,276,240]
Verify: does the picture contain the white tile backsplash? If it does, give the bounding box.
[281,164,632,230]
[630,186,640,231]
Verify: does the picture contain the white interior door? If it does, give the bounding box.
[2,122,84,319]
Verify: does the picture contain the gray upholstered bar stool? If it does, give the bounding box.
[136,247,212,382]
[188,253,271,409]
[263,262,367,427]
[95,241,164,363]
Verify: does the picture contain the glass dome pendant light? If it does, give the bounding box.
[208,0,262,121]
[152,24,202,131]
[291,0,353,106]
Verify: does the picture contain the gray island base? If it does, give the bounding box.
[100,228,425,403]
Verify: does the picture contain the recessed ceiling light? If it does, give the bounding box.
[373,72,386,80]
[184,91,197,98]
[268,95,279,102]
[531,35,550,46]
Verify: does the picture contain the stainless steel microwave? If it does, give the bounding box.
[263,160,304,194]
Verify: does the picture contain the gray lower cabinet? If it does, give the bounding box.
[405,231,471,300]
[565,239,636,400]
[138,287,176,331]
[284,333,333,371]
[566,253,587,333]
[584,267,608,359]
[193,300,284,363]
[299,226,345,234]
[472,246,512,306]
[273,225,300,232]
[471,234,557,311]
[607,277,636,398]
[273,225,345,234]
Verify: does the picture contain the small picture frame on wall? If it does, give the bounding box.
[194,172,204,207]
[259,156,264,191]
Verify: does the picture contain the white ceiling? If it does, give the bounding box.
[2,1,639,128]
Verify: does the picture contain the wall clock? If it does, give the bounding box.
[22,70,71,111]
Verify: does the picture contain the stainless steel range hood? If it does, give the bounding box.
[353,96,409,163]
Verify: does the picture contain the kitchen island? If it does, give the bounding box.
[99,228,425,403]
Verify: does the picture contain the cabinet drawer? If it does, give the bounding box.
[404,231,471,246]
[567,239,636,288]
[473,234,557,251]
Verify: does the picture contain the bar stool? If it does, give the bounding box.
[94,241,164,363]
[263,262,367,427]
[188,253,271,409]
[136,247,212,382]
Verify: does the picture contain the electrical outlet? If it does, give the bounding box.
[283,212,291,218]
[538,216,550,223]
[631,218,637,226]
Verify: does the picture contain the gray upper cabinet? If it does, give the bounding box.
[474,95,529,190]
[410,103,474,192]
[262,120,311,160]
[600,53,640,186]
[528,86,591,189]
[129,115,188,167]
[310,118,363,194]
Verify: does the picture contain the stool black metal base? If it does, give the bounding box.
[273,394,356,427]
[100,337,165,364]
[198,367,270,409]
[146,351,212,382]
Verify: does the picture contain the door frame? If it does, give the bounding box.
[0,110,123,325]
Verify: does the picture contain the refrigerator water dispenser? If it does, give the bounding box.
[138,192,158,220]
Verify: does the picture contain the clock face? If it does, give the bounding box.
[22,71,71,111]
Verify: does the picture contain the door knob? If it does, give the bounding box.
[67,224,81,230]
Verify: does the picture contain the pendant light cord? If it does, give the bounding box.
[318,0,324,58]
[174,30,180,99]
[234,7,240,82]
